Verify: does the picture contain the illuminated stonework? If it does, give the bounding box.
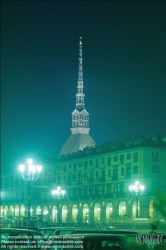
[71,128,90,134]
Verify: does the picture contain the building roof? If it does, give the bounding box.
[58,133,96,158]
[58,134,166,160]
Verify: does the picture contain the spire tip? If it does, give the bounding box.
[79,37,82,45]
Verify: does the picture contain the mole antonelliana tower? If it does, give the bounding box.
[58,37,96,157]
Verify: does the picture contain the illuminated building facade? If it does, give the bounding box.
[1,135,166,224]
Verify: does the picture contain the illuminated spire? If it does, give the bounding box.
[58,37,96,157]
[71,37,90,134]
[76,37,85,110]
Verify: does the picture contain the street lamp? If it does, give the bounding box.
[19,158,42,228]
[52,187,65,199]
[51,187,65,223]
[129,181,145,218]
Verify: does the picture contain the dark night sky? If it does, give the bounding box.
[1,1,166,171]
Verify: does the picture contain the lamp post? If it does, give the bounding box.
[19,158,42,228]
[52,186,65,199]
[52,187,65,223]
[129,181,145,218]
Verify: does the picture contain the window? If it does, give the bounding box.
[152,152,159,162]
[78,174,82,182]
[73,188,78,197]
[152,165,159,173]
[95,185,99,195]
[133,165,138,174]
[78,162,82,168]
[112,168,118,180]
[114,156,118,162]
[119,182,125,193]
[133,152,138,161]
[48,177,52,185]
[101,185,105,195]
[107,157,111,166]
[121,168,124,176]
[89,160,93,166]
[113,168,118,176]
[73,163,77,171]
[126,153,131,160]
[63,165,66,172]
[102,158,105,164]
[72,174,77,181]
[107,183,112,194]
[96,159,99,168]
[44,178,47,185]
[102,170,105,179]
[57,176,61,184]
[96,171,99,178]
[89,186,93,195]
[126,166,131,178]
[90,171,93,180]
[83,186,88,196]
[84,161,88,169]
[78,188,82,196]
[63,165,66,173]
[84,173,88,180]
[152,152,158,158]
[68,175,71,183]
[69,164,72,170]
[68,189,71,197]
[120,155,124,164]
[113,185,118,193]
[108,169,111,177]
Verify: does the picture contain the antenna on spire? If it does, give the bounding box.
[79,37,82,45]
